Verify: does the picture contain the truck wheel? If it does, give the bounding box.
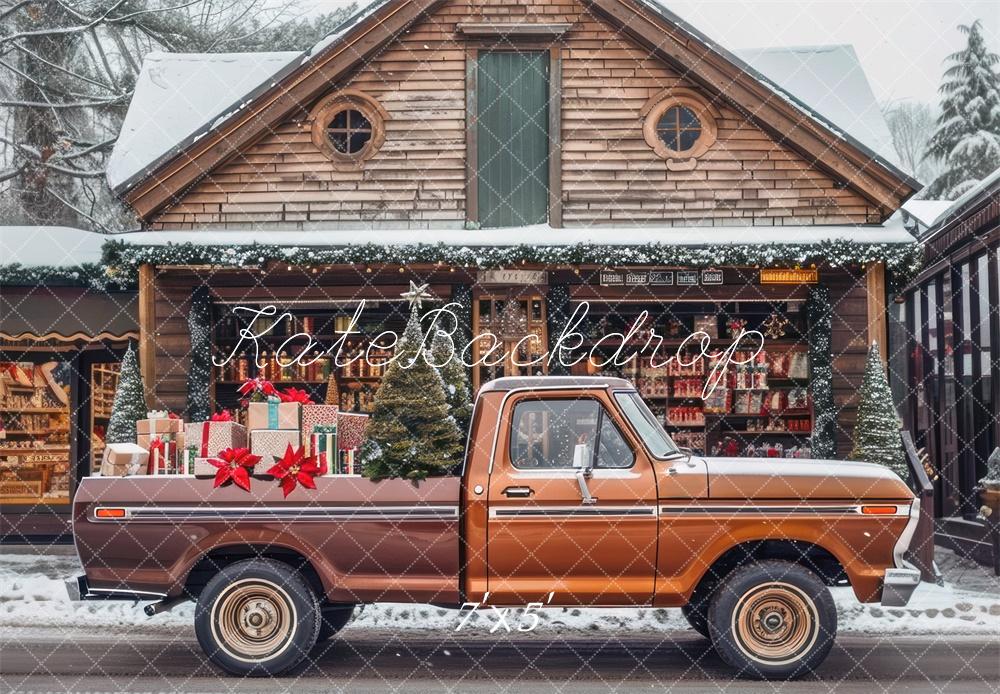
[318,604,355,640]
[707,561,836,680]
[195,559,321,677]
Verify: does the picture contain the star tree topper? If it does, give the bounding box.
[400,281,434,309]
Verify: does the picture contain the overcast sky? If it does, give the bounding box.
[307,0,999,106]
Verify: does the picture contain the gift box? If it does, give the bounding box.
[147,438,178,475]
[337,412,369,451]
[100,443,149,477]
[184,420,248,458]
[301,404,338,436]
[251,429,301,461]
[338,448,360,475]
[247,397,301,431]
[137,411,183,449]
[311,425,338,474]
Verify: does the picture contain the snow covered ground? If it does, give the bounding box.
[2,550,998,636]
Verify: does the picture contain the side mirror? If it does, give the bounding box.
[572,442,592,472]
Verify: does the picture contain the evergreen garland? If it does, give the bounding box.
[0,262,135,290]
[185,286,213,421]
[361,305,465,481]
[546,283,572,376]
[101,239,924,285]
[850,342,908,479]
[807,286,837,459]
[106,342,148,444]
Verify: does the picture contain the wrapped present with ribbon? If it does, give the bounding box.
[338,448,359,476]
[181,445,199,476]
[250,429,301,462]
[137,410,183,449]
[100,443,149,477]
[147,437,178,475]
[184,420,248,459]
[337,412,369,452]
[247,396,301,432]
[310,424,338,474]
[302,404,338,438]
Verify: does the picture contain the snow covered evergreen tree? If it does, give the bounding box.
[849,342,908,480]
[923,20,1000,199]
[430,327,473,433]
[361,306,464,481]
[107,342,147,444]
[186,286,212,422]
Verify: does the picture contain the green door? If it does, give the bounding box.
[476,51,549,228]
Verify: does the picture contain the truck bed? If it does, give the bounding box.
[72,475,461,605]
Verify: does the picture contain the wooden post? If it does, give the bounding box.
[866,262,888,362]
[137,263,157,406]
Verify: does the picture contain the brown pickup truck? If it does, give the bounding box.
[68,376,921,680]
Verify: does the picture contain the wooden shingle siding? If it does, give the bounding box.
[150,0,878,230]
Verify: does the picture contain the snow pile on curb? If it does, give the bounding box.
[2,553,998,635]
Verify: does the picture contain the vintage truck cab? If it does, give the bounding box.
[69,376,921,680]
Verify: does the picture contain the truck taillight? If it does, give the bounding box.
[95,507,126,519]
[860,505,898,515]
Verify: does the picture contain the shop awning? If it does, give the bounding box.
[0,287,138,343]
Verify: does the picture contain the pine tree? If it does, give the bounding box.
[924,20,1000,199]
[361,306,464,481]
[106,343,148,444]
[430,328,473,432]
[186,286,212,422]
[850,342,908,480]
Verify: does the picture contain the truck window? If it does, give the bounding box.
[508,398,634,469]
[614,391,679,458]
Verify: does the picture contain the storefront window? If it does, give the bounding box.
[89,362,121,474]
[974,255,994,481]
[0,360,71,505]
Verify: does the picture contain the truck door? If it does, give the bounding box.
[486,393,658,606]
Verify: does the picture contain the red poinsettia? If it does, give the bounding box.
[237,375,276,402]
[266,444,325,497]
[208,447,261,492]
[278,387,314,405]
[210,409,234,422]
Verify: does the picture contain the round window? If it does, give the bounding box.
[310,91,388,170]
[641,90,718,164]
[656,105,702,154]
[326,108,373,155]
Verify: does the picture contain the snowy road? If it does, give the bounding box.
[2,630,998,693]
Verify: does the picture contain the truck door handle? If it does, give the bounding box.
[503,486,533,498]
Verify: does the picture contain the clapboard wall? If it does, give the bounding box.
[149,0,880,230]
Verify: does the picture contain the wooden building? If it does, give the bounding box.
[894,168,1000,564]
[103,0,919,465]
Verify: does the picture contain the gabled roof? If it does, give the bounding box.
[919,166,1000,242]
[112,0,918,220]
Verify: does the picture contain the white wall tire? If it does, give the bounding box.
[708,560,837,679]
[195,559,321,677]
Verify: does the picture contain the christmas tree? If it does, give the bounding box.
[186,286,212,421]
[849,342,908,480]
[923,20,1000,199]
[106,343,148,444]
[361,304,465,481]
[430,327,473,433]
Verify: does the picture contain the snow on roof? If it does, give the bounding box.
[732,45,900,169]
[106,51,300,192]
[901,199,954,228]
[110,219,916,248]
[0,227,107,267]
[108,0,915,196]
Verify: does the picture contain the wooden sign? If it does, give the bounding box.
[477,269,547,285]
[760,268,819,284]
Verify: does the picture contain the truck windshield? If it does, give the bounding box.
[614,391,679,458]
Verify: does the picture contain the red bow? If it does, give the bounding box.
[237,376,276,401]
[147,437,169,474]
[278,387,314,405]
[210,409,233,422]
[208,447,261,492]
[167,412,180,420]
[266,445,325,497]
